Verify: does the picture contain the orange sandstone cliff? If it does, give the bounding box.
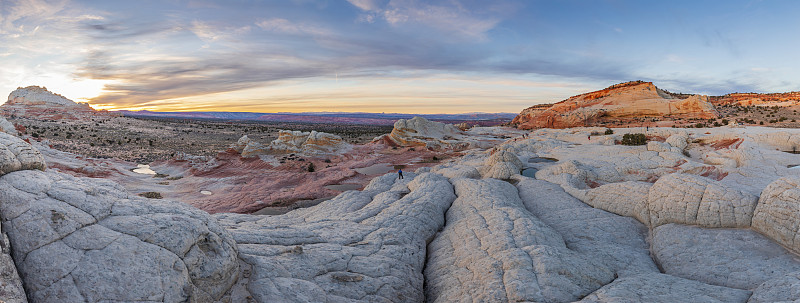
[512,81,718,129]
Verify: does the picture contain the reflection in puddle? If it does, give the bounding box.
[528,157,558,163]
[132,164,156,175]
[521,168,538,178]
[325,184,363,191]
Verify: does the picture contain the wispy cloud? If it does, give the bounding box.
[349,0,501,40]
[255,18,329,36]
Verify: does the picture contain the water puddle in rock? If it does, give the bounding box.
[521,168,538,178]
[252,197,332,215]
[528,157,558,163]
[354,163,395,175]
[324,184,363,191]
[132,164,156,175]
[200,190,213,195]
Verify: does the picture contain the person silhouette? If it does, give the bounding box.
[398,169,404,179]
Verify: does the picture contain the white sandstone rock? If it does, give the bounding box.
[665,132,689,151]
[748,271,800,303]
[515,178,658,276]
[648,173,758,228]
[0,132,46,176]
[0,116,16,135]
[652,223,800,290]
[215,172,456,302]
[481,150,523,179]
[752,176,800,255]
[425,178,615,303]
[585,181,652,225]
[0,170,239,302]
[579,273,751,303]
[0,216,26,303]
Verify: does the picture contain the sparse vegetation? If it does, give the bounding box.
[604,128,613,135]
[138,192,163,199]
[621,133,647,146]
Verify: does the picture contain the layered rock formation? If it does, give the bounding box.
[232,130,351,157]
[713,91,800,106]
[512,81,718,129]
[1,86,110,120]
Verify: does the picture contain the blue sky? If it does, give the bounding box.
[0,0,798,113]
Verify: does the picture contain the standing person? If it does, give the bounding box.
[398,169,404,180]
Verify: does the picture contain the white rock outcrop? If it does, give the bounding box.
[0,116,16,135]
[0,214,26,303]
[6,86,81,107]
[481,150,523,179]
[215,172,456,302]
[652,223,800,290]
[648,174,758,228]
[232,131,351,157]
[0,132,45,176]
[0,170,240,302]
[425,178,615,302]
[584,181,652,226]
[578,273,751,303]
[752,176,800,255]
[377,116,467,150]
[515,178,658,276]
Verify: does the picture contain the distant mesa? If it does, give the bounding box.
[712,91,800,107]
[512,81,719,129]
[1,86,113,120]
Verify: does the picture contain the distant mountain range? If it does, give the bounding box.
[115,110,517,125]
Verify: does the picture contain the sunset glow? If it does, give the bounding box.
[2,1,800,113]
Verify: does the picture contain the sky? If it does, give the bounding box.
[1,0,799,114]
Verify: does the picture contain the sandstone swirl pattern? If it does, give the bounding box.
[215,172,456,302]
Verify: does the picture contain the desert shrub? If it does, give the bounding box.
[760,121,764,125]
[590,131,602,136]
[721,119,729,125]
[604,128,614,135]
[138,192,163,199]
[152,173,168,178]
[621,133,647,146]
[307,163,315,172]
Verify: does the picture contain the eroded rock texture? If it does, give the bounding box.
[0,132,45,176]
[215,172,456,302]
[579,273,751,303]
[0,170,239,302]
[753,176,800,256]
[425,178,615,303]
[648,174,758,228]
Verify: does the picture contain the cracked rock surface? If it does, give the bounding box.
[425,178,615,303]
[0,169,239,302]
[215,172,456,302]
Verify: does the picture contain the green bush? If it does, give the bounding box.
[621,133,647,146]
[138,192,163,199]
[604,129,614,135]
